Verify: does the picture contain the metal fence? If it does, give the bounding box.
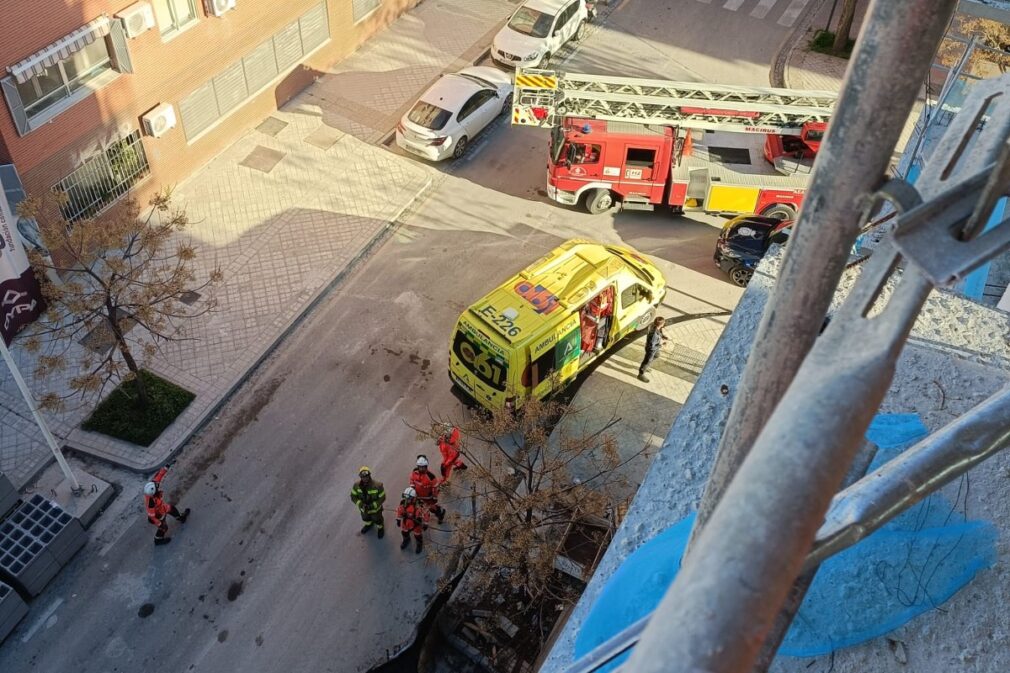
[54,130,150,223]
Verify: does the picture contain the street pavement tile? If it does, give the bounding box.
[255,117,289,137]
[239,146,287,174]
[305,125,343,150]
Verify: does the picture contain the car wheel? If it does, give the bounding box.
[760,203,797,220]
[576,20,587,40]
[452,136,469,160]
[585,189,613,214]
[500,93,513,115]
[539,52,552,68]
[728,265,754,287]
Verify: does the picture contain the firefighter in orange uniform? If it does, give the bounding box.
[435,424,467,482]
[396,487,430,554]
[143,464,190,546]
[410,455,446,524]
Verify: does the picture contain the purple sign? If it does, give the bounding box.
[0,190,44,346]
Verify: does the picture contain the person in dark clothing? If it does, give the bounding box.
[350,466,387,538]
[638,316,667,383]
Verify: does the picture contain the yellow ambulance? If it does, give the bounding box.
[448,239,667,411]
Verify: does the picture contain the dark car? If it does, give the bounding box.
[713,215,793,286]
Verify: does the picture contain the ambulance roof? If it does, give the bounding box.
[467,239,660,347]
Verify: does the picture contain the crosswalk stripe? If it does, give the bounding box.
[723,0,747,9]
[777,0,810,27]
[751,0,780,19]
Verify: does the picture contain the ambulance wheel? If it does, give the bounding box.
[452,136,469,160]
[760,204,797,220]
[728,264,754,287]
[585,189,613,214]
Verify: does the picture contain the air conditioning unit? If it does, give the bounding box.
[206,0,237,17]
[116,2,156,39]
[141,103,177,138]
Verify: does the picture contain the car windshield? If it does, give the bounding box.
[456,73,497,90]
[508,8,554,38]
[407,101,452,130]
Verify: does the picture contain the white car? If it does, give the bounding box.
[492,0,588,69]
[395,66,514,161]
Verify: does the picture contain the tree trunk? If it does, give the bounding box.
[833,0,859,53]
[106,303,149,408]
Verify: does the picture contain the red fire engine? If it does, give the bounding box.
[512,69,836,219]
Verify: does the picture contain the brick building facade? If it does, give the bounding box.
[0,0,416,218]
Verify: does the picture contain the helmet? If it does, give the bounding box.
[403,486,417,499]
[143,482,158,496]
[358,466,372,478]
[416,455,429,468]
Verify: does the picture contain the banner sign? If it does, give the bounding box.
[0,186,44,346]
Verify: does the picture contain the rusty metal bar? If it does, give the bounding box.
[688,0,959,551]
[625,62,1010,673]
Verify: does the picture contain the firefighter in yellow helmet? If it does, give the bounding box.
[350,466,386,538]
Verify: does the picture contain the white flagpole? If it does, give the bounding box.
[0,338,81,493]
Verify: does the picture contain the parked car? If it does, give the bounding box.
[491,0,589,69]
[714,215,793,287]
[396,67,513,161]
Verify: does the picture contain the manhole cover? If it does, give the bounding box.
[240,145,286,173]
[79,311,137,356]
[256,117,288,137]
[179,290,201,305]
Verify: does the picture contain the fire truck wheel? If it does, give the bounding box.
[728,265,754,287]
[586,189,613,214]
[760,204,797,220]
[452,136,469,160]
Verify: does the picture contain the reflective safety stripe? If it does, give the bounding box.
[515,73,558,89]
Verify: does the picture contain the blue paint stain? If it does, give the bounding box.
[573,414,999,665]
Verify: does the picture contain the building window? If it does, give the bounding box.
[153,0,198,37]
[179,2,330,141]
[1,17,134,136]
[54,131,151,223]
[352,0,381,23]
[15,40,112,119]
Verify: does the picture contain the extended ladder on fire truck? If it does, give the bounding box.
[511,69,837,135]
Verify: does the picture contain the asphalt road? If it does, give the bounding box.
[0,1,769,670]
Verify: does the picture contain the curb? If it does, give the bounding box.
[65,171,435,475]
[769,0,831,88]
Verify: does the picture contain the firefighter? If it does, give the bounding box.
[396,487,429,553]
[143,464,189,546]
[409,455,446,524]
[638,316,667,383]
[435,423,467,482]
[350,466,386,538]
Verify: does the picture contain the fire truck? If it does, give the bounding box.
[511,69,837,219]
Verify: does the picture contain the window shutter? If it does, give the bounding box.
[243,39,279,93]
[299,3,329,53]
[179,80,220,139]
[108,18,134,74]
[1,77,30,136]
[273,20,303,72]
[213,60,249,116]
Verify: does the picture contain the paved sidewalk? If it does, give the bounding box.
[0,0,515,487]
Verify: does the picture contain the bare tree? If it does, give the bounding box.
[937,14,1010,76]
[18,190,221,410]
[424,394,649,608]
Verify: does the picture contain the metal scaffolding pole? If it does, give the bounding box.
[688,0,958,549]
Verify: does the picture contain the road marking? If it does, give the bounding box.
[751,0,780,19]
[778,0,811,26]
[21,598,63,643]
[696,0,714,4]
[723,0,747,9]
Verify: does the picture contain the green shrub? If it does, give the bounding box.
[810,29,855,58]
[82,371,195,446]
